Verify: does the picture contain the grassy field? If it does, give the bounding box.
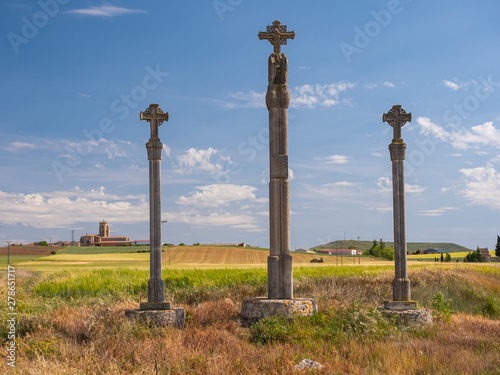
[1,262,500,374]
[1,246,500,374]
[409,250,496,261]
[316,240,472,253]
[13,246,387,272]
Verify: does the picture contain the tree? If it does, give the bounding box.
[495,235,500,257]
[440,253,444,262]
[37,241,48,247]
[464,247,483,262]
[446,253,451,262]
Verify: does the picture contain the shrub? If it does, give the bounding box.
[431,292,453,322]
[249,316,291,344]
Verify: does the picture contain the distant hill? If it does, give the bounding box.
[312,240,472,253]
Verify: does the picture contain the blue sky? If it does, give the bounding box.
[1,0,499,250]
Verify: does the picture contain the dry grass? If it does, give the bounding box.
[1,266,500,374]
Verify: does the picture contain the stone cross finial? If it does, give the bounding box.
[383,105,411,142]
[140,104,169,140]
[258,20,295,56]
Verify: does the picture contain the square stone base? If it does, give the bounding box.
[384,300,417,311]
[240,297,317,326]
[125,307,185,327]
[381,308,433,326]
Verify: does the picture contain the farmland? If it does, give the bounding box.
[1,246,500,374]
[6,245,387,271]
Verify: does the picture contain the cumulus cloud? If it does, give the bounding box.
[221,81,356,110]
[314,155,350,164]
[0,187,148,228]
[175,148,232,176]
[66,6,146,17]
[417,117,500,150]
[176,184,263,207]
[458,164,500,209]
[377,177,426,194]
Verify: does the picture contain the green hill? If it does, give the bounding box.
[312,240,471,253]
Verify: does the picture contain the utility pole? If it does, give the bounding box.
[161,220,169,265]
[7,241,11,265]
[357,235,361,265]
[71,230,75,246]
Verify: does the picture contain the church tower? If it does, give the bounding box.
[99,220,110,238]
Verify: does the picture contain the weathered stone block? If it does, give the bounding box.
[140,301,171,311]
[241,298,317,326]
[381,308,432,327]
[125,308,185,327]
[384,300,417,311]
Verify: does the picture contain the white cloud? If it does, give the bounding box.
[377,177,426,194]
[419,207,456,217]
[441,79,477,91]
[289,168,294,180]
[458,164,500,209]
[221,81,356,110]
[176,184,259,207]
[175,148,231,176]
[371,152,384,158]
[314,155,350,164]
[222,91,266,109]
[179,213,256,226]
[363,83,378,89]
[322,181,358,187]
[383,81,395,88]
[4,142,36,152]
[416,117,500,150]
[0,187,148,228]
[66,6,146,17]
[291,82,356,109]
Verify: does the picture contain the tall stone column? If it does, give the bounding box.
[383,105,415,308]
[125,104,185,327]
[267,51,293,300]
[146,138,165,303]
[240,21,317,325]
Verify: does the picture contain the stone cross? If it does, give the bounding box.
[382,105,416,308]
[258,20,295,57]
[382,104,411,142]
[139,104,168,307]
[260,20,294,300]
[140,104,169,141]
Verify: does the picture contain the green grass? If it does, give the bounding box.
[0,254,49,264]
[58,246,151,254]
[315,240,472,253]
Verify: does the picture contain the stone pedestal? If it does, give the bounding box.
[125,302,185,327]
[381,308,432,327]
[241,297,317,326]
[127,104,185,328]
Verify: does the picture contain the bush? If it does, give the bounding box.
[464,248,483,262]
[249,316,291,344]
[37,241,48,247]
[51,250,57,255]
[363,239,394,261]
[431,292,453,322]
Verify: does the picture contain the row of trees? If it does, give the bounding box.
[363,239,394,261]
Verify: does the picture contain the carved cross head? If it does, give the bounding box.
[383,105,411,141]
[258,20,295,57]
[140,104,169,140]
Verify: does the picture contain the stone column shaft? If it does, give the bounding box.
[389,142,410,301]
[147,141,165,303]
[267,85,293,300]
